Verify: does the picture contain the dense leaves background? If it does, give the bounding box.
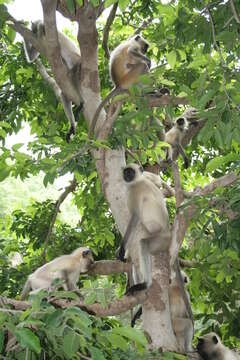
[0,0,240,358]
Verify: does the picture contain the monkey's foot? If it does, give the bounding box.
[66,125,76,143]
[125,283,147,296]
[117,245,126,262]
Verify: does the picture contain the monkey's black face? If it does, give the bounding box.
[184,276,188,284]
[123,167,136,183]
[196,335,219,360]
[134,35,149,53]
[82,249,91,257]
[176,117,185,126]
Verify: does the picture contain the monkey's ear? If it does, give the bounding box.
[212,335,218,344]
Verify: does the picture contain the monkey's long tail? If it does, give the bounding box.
[131,306,143,327]
[20,279,31,300]
[88,87,125,137]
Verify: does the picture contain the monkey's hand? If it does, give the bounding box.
[118,244,126,262]
[146,58,151,69]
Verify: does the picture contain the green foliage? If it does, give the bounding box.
[0,299,150,359]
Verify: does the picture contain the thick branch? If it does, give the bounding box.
[102,2,118,59]
[0,290,147,317]
[42,178,77,258]
[195,172,240,196]
[97,101,123,140]
[147,94,188,107]
[89,260,131,275]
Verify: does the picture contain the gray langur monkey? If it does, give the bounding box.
[20,247,94,300]
[131,266,194,353]
[197,333,240,360]
[23,20,82,142]
[89,34,151,136]
[169,265,194,353]
[117,163,171,294]
[165,116,189,169]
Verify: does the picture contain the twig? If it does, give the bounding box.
[133,18,152,35]
[77,352,92,360]
[230,0,240,24]
[102,2,118,59]
[42,178,78,259]
[0,308,23,314]
[207,4,231,102]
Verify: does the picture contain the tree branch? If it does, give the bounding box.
[102,2,118,59]
[230,0,240,24]
[42,178,78,259]
[89,260,131,275]
[40,0,81,105]
[195,172,240,196]
[97,100,123,140]
[0,289,147,317]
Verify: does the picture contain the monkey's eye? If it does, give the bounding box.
[212,336,218,344]
[83,249,90,257]
[135,35,141,41]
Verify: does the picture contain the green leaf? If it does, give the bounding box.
[107,333,128,350]
[89,346,106,360]
[7,26,16,42]
[90,0,99,6]
[216,271,225,283]
[104,0,118,7]
[84,291,97,305]
[63,331,79,357]
[112,326,147,346]
[76,0,83,5]
[15,328,41,354]
[65,0,75,14]
[12,143,24,151]
[119,0,129,11]
[0,330,4,353]
[206,153,239,173]
[166,50,176,68]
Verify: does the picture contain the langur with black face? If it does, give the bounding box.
[89,34,151,136]
[20,247,94,299]
[197,333,240,360]
[165,116,189,169]
[23,20,82,142]
[118,163,171,294]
